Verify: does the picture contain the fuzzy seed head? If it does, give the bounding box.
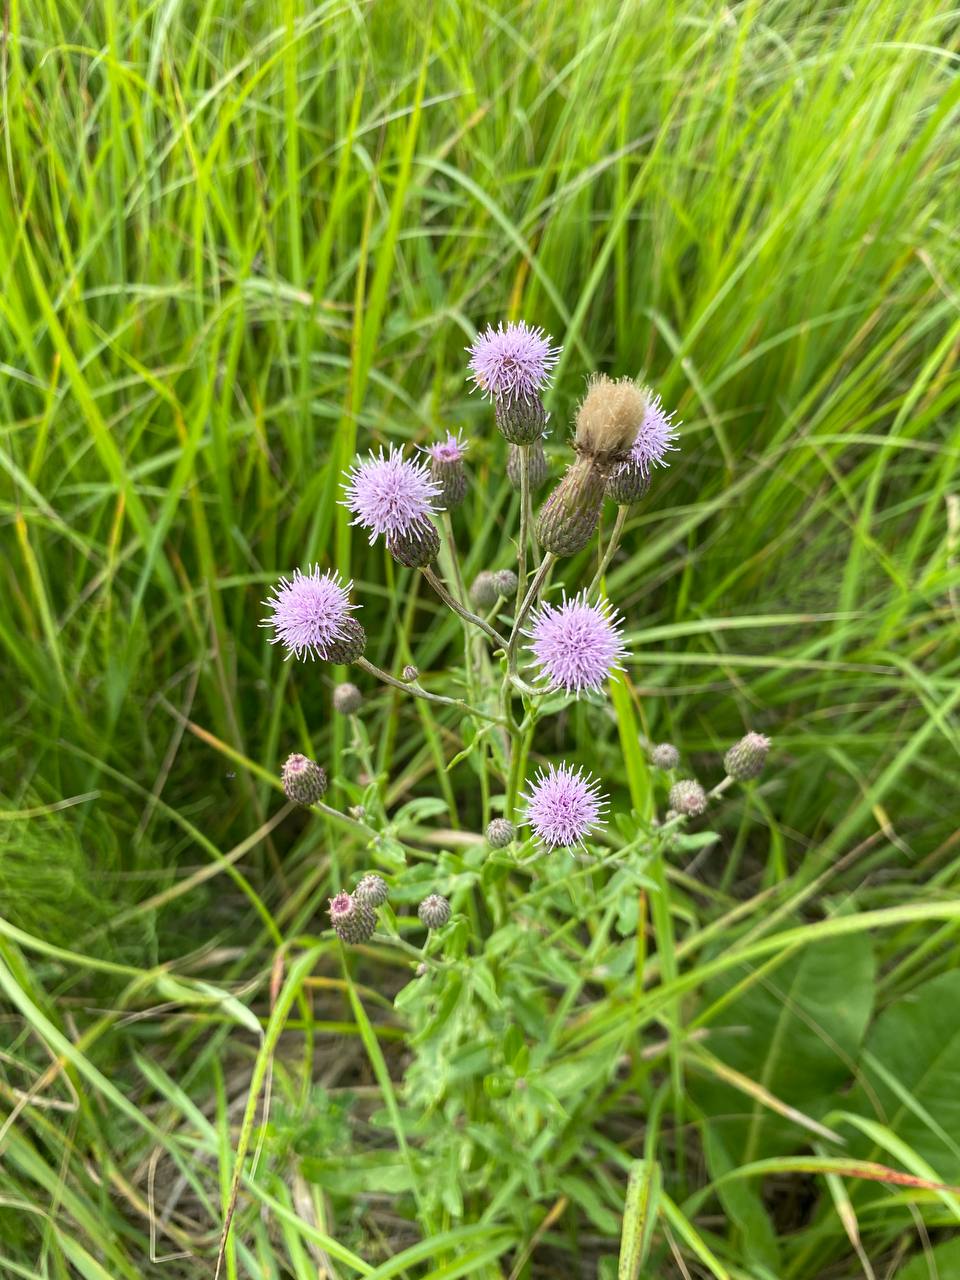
[575,375,647,459]
[333,682,363,715]
[342,446,440,544]
[261,566,359,663]
[470,571,500,608]
[507,439,549,491]
[485,817,516,848]
[281,753,328,805]
[525,591,626,695]
[468,321,560,404]
[328,891,376,944]
[523,762,607,849]
[651,743,680,770]
[354,873,389,907]
[669,779,708,817]
[418,894,451,930]
[724,732,771,781]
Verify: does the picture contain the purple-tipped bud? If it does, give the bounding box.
[651,743,680,770]
[507,439,549,492]
[606,464,651,506]
[724,732,771,781]
[536,457,608,557]
[668,779,708,817]
[354,873,389,907]
[328,891,376,944]
[485,818,516,848]
[415,962,429,977]
[418,894,451,930]
[470,571,500,608]
[425,433,469,510]
[387,520,440,569]
[493,569,518,599]
[282,753,327,805]
[349,804,366,821]
[401,664,419,682]
[495,394,548,445]
[320,616,367,663]
[333,682,363,715]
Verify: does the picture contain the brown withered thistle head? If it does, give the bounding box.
[574,375,647,462]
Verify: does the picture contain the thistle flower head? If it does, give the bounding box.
[470,571,500,609]
[523,762,607,849]
[625,391,679,476]
[281,753,328,805]
[342,446,440,544]
[651,743,680,770]
[485,817,516,848]
[333,682,363,715]
[575,375,647,459]
[467,321,560,403]
[525,591,626,695]
[669,779,708,817]
[493,569,518,599]
[424,431,467,465]
[507,439,549,491]
[724,732,771,781]
[422,432,468,510]
[328,891,376,944]
[354,873,389,907]
[261,566,359,662]
[418,894,451,930]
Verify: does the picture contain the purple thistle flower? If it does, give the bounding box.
[523,762,607,849]
[341,446,440,544]
[261,566,357,662]
[524,591,626,695]
[422,431,468,464]
[467,321,561,403]
[624,391,679,476]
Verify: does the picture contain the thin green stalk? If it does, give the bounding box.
[356,656,505,725]
[421,565,509,648]
[588,504,629,595]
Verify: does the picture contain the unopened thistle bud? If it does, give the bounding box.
[471,571,500,608]
[333,682,363,715]
[349,804,366,821]
[507,439,549,492]
[495,394,548,445]
[536,456,608,556]
[651,743,680,770]
[485,817,516,848]
[668,779,708,817]
[354,873,389,907]
[328,891,376,944]
[425,433,469,510]
[606,464,651,506]
[281,753,328,805]
[724,732,771,781]
[493,569,518,599]
[321,616,367,664]
[402,664,419,682]
[418,894,451,930]
[387,520,440,569]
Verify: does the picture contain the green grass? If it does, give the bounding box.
[2,0,960,1275]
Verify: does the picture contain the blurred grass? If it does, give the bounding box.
[1,0,960,1274]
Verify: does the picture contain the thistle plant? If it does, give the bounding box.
[257,315,774,1237]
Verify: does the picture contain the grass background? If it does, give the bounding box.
[2,0,960,1275]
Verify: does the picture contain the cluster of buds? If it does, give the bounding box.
[328,873,390,945]
[663,733,772,823]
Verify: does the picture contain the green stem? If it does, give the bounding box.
[588,504,628,596]
[506,552,555,672]
[515,443,531,615]
[421,565,508,649]
[650,842,685,1191]
[355,656,504,725]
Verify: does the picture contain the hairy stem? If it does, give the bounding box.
[421,565,509,649]
[588,504,628,596]
[507,552,555,671]
[356,656,504,725]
